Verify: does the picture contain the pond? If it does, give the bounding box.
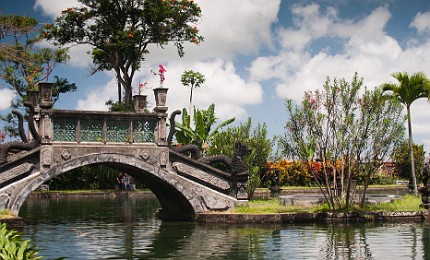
[20,193,430,259]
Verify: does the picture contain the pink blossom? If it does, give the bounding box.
[158,65,166,85]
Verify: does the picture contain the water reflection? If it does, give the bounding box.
[20,195,430,259]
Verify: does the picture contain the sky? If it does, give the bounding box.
[1,0,430,154]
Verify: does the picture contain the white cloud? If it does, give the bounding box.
[247,2,430,151]
[410,12,430,34]
[34,0,81,17]
[75,59,263,121]
[76,76,117,111]
[195,0,280,58]
[0,89,15,110]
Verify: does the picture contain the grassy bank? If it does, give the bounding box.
[0,210,16,219]
[231,195,422,214]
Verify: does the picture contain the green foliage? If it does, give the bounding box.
[394,140,425,186]
[208,118,273,197]
[45,0,204,106]
[105,100,134,112]
[0,223,41,260]
[181,70,205,89]
[174,104,235,151]
[208,118,272,168]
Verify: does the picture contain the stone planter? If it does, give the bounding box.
[153,87,168,107]
[38,82,54,109]
[133,94,147,112]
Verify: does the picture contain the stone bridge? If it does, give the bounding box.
[0,87,248,220]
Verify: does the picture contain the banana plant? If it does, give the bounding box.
[174,103,235,151]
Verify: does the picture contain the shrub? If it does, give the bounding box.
[0,223,41,260]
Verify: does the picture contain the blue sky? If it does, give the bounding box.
[1,0,430,154]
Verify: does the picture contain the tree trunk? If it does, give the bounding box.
[407,106,418,196]
[117,81,122,105]
[189,85,194,119]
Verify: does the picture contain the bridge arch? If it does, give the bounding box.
[10,153,236,220]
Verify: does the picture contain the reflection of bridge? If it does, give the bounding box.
[0,88,248,220]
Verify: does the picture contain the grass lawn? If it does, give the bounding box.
[230,195,422,214]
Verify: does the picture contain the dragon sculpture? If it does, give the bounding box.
[167,110,250,175]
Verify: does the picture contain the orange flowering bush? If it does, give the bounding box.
[263,160,340,187]
[264,160,313,186]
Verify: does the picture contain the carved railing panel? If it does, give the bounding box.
[80,118,103,142]
[106,119,130,142]
[133,119,156,143]
[51,111,159,143]
[53,118,77,141]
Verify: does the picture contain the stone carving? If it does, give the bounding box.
[160,151,167,166]
[0,163,34,185]
[140,150,150,161]
[61,149,72,161]
[43,112,51,142]
[0,102,41,164]
[236,182,248,200]
[173,162,230,190]
[41,147,52,166]
[198,142,251,175]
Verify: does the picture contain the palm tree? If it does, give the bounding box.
[382,71,430,195]
[181,70,206,116]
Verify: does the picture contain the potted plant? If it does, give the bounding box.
[133,82,148,112]
[153,65,168,107]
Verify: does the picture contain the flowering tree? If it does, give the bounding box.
[281,73,405,210]
[44,0,204,106]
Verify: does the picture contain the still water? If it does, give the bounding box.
[20,194,430,260]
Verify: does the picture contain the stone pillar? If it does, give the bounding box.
[39,109,53,171]
[155,113,167,146]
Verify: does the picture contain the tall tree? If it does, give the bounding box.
[44,0,204,106]
[381,71,430,196]
[181,70,205,116]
